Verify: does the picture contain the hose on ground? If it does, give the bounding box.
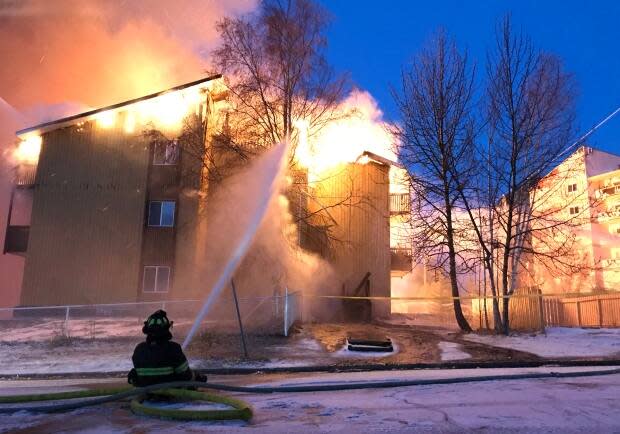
[0,367,619,415]
[0,382,253,421]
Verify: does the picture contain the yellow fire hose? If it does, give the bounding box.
[0,382,253,421]
[2,367,620,421]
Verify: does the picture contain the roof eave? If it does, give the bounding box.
[16,74,223,137]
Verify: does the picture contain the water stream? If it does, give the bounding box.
[181,142,289,350]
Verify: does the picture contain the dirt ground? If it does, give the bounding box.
[185,321,541,369]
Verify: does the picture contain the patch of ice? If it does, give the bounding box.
[438,341,471,361]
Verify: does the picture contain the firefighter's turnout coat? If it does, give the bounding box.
[129,339,193,387]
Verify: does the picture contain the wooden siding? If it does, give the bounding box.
[308,162,391,317]
[20,115,150,305]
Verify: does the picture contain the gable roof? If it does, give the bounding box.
[16,74,222,137]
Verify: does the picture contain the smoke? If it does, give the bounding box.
[0,0,255,111]
[0,98,25,307]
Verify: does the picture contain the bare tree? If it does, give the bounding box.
[457,16,578,334]
[392,32,476,332]
[211,0,347,158]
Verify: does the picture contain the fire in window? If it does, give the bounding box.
[143,266,170,293]
[153,140,179,165]
[148,200,175,227]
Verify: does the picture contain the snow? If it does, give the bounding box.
[1,367,619,433]
[438,341,471,361]
[464,327,620,358]
[0,319,194,343]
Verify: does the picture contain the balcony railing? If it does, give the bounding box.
[390,193,410,215]
[14,165,37,188]
[3,225,29,254]
[390,247,412,271]
[594,209,620,222]
[600,258,620,268]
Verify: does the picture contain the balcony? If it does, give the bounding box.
[390,247,412,271]
[14,165,37,188]
[594,209,620,222]
[601,258,620,269]
[4,225,29,255]
[390,193,410,215]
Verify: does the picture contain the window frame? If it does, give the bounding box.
[142,265,171,293]
[567,183,578,193]
[147,200,176,227]
[152,140,179,166]
[569,206,580,215]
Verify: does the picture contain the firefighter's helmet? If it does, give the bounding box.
[142,309,173,338]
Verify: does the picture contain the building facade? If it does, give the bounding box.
[4,77,404,313]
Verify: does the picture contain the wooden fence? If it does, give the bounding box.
[472,290,620,331]
[471,287,544,332]
[543,293,620,328]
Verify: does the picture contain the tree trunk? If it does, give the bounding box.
[446,205,472,332]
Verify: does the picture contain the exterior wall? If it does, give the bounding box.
[588,165,620,290]
[530,147,595,293]
[20,115,150,305]
[139,163,179,302]
[530,147,620,294]
[309,161,391,317]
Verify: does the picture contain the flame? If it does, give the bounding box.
[295,90,397,175]
[95,110,117,129]
[15,134,42,164]
[132,87,203,130]
[124,111,136,134]
[88,85,205,134]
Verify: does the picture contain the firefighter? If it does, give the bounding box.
[128,309,206,387]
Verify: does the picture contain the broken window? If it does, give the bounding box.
[153,140,179,165]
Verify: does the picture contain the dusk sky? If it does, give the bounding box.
[319,0,620,155]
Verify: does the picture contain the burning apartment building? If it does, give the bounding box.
[3,76,409,319]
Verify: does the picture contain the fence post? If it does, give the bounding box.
[597,298,603,328]
[64,306,70,337]
[577,301,582,327]
[538,293,545,332]
[284,287,289,337]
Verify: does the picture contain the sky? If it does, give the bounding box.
[319,0,620,155]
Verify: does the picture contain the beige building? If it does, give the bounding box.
[4,77,404,317]
[530,146,620,294]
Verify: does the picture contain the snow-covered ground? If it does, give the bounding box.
[0,319,197,343]
[1,366,619,433]
[464,327,620,358]
[438,341,471,361]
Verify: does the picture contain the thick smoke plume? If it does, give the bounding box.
[0,0,255,110]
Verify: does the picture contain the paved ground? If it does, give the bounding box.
[1,366,619,433]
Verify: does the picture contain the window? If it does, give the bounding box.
[569,206,580,215]
[567,183,577,193]
[143,266,170,293]
[153,140,179,165]
[148,201,175,227]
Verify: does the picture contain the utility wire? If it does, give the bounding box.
[558,105,620,159]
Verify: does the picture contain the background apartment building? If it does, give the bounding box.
[530,146,620,294]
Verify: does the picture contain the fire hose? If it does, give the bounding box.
[1,367,620,421]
